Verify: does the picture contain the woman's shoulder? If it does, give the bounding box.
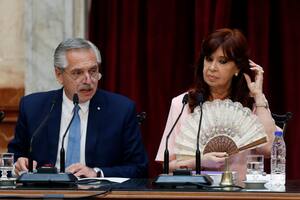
[171,92,188,105]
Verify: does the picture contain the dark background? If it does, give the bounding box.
[88,0,300,179]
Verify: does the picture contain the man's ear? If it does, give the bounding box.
[55,67,64,85]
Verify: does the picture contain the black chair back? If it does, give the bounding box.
[271,112,292,135]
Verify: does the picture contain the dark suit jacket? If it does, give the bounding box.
[8,88,148,178]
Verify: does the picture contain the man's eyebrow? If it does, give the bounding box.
[70,64,98,70]
[90,65,98,69]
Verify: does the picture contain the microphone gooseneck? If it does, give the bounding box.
[60,93,79,173]
[195,93,204,175]
[28,98,57,173]
[154,93,213,187]
[163,94,189,174]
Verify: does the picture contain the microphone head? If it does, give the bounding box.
[0,111,4,122]
[182,94,189,104]
[73,93,79,105]
[196,93,204,105]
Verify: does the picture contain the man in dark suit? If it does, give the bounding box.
[8,38,148,178]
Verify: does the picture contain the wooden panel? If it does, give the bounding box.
[0,87,24,153]
[0,189,300,199]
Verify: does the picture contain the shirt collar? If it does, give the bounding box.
[62,90,90,114]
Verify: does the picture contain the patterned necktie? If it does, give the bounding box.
[66,104,81,167]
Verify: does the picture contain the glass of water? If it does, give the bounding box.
[246,155,264,181]
[0,153,14,179]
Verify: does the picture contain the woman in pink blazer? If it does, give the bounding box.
[156,28,277,182]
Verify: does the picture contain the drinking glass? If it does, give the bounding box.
[246,155,264,181]
[0,153,14,179]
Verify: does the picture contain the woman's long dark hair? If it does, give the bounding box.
[189,28,254,111]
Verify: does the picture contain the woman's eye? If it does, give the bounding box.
[205,56,213,62]
[219,59,228,64]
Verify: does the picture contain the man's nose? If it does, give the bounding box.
[82,72,92,83]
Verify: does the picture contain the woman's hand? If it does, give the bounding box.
[243,60,264,98]
[170,152,227,171]
[202,152,228,169]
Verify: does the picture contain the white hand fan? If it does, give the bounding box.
[174,99,267,158]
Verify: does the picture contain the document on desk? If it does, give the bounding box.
[78,177,130,183]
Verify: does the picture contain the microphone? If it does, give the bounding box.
[28,98,57,172]
[0,111,4,122]
[163,94,188,174]
[195,93,204,175]
[17,94,78,186]
[60,93,79,173]
[154,92,212,188]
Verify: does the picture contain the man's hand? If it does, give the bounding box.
[66,163,97,178]
[14,157,37,176]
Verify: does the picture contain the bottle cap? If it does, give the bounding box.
[274,131,283,137]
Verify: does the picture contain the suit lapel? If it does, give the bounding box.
[85,90,105,165]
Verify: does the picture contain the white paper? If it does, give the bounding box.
[78,177,130,183]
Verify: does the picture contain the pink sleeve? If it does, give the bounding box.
[155,93,187,162]
[253,105,282,132]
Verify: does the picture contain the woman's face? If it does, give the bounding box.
[203,47,239,92]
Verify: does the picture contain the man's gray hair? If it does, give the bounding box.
[54,38,102,69]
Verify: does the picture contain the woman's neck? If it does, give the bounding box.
[209,88,230,100]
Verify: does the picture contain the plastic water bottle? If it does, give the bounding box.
[271,131,286,186]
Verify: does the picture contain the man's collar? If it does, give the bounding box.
[62,90,90,113]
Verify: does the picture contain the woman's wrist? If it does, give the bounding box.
[254,94,269,109]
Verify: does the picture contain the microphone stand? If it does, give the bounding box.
[60,93,79,173]
[195,93,204,175]
[163,94,188,174]
[154,93,212,188]
[17,95,78,186]
[28,99,57,173]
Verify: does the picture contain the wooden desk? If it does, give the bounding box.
[108,190,300,199]
[0,189,300,199]
[1,179,300,200]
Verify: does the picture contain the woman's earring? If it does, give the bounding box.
[235,72,238,77]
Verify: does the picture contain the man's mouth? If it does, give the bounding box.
[79,88,92,92]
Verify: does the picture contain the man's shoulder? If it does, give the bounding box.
[96,89,134,105]
[21,89,62,104]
